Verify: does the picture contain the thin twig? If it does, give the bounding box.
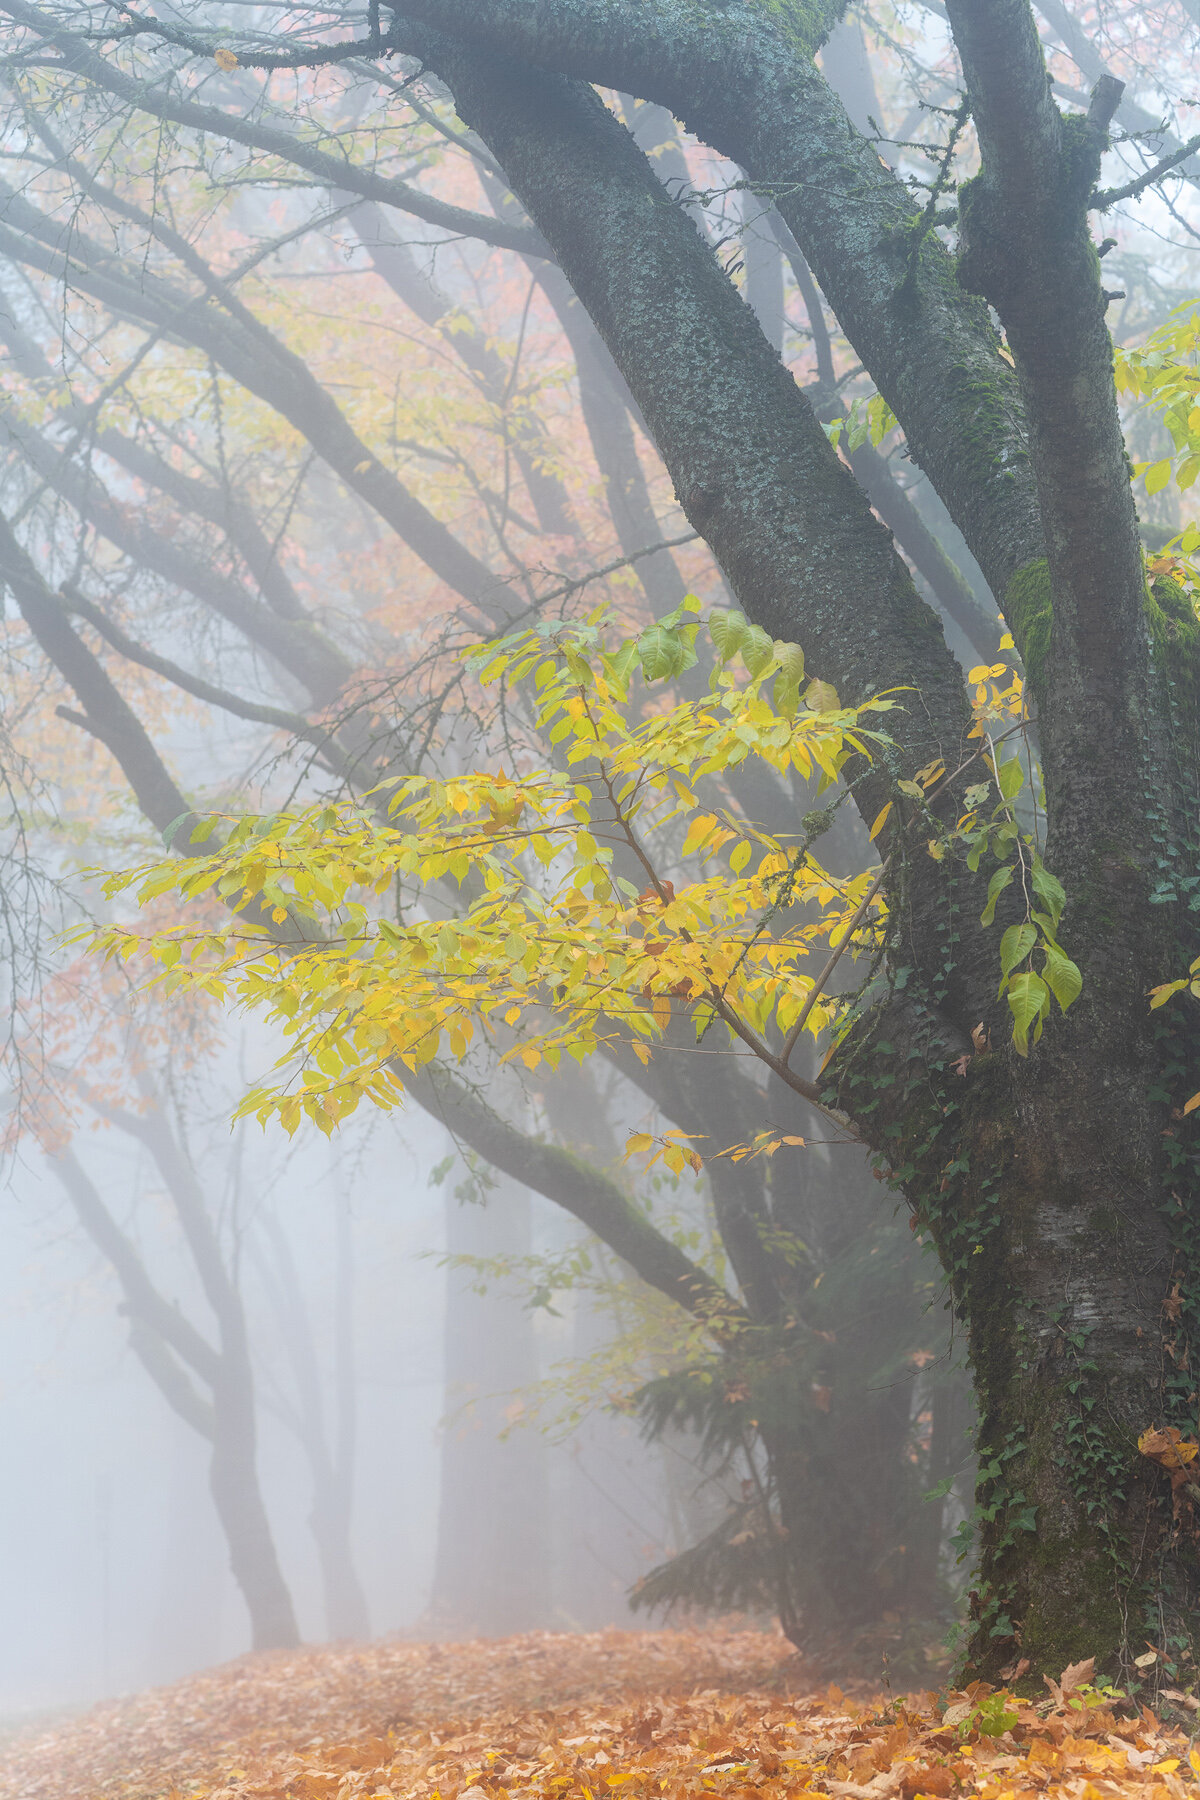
[1092,132,1200,210]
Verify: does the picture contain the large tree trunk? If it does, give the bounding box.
[840,884,1200,1680]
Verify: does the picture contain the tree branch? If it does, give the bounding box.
[0,395,355,704]
[0,180,514,623]
[1092,132,1200,210]
[376,0,1044,613]
[48,1145,221,1385]
[0,0,552,257]
[59,585,336,743]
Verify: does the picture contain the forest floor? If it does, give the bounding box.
[0,1628,1197,1800]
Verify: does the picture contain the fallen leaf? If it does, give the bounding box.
[1138,1429,1199,1468]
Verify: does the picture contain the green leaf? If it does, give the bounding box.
[996,756,1024,802]
[999,921,1037,980]
[805,677,841,713]
[708,608,748,662]
[771,642,806,716]
[1030,860,1066,928]
[636,624,679,681]
[980,864,1014,926]
[1145,457,1173,495]
[740,624,774,678]
[1007,970,1049,1056]
[608,640,639,685]
[867,393,898,445]
[1041,945,1082,1013]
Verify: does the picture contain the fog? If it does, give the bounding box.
[0,1048,723,1718]
[0,0,1197,1728]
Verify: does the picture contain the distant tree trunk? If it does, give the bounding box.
[49,1136,300,1651]
[207,1319,303,1651]
[429,1169,551,1635]
[256,1199,371,1640]
[741,202,786,356]
[552,1276,678,1628]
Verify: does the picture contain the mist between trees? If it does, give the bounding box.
[0,0,1198,1713]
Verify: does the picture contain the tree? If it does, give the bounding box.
[45,1091,301,1651]
[11,957,374,1649]
[252,1187,372,1640]
[4,0,1199,1681]
[427,1164,552,1636]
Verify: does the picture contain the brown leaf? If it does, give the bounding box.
[998,1657,1031,1684]
[1059,1657,1095,1695]
[899,1765,957,1798]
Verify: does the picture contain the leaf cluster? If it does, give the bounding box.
[84,605,896,1134]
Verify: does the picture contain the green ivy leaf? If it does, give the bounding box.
[740,624,775,678]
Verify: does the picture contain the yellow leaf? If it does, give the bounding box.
[214,45,239,69]
[868,801,892,841]
[1184,1091,1200,1115]
[1139,1427,1199,1467]
[624,1132,655,1157]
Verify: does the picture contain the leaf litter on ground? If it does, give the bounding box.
[2,1629,1198,1800]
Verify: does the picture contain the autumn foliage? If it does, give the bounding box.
[4,1631,1200,1800]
